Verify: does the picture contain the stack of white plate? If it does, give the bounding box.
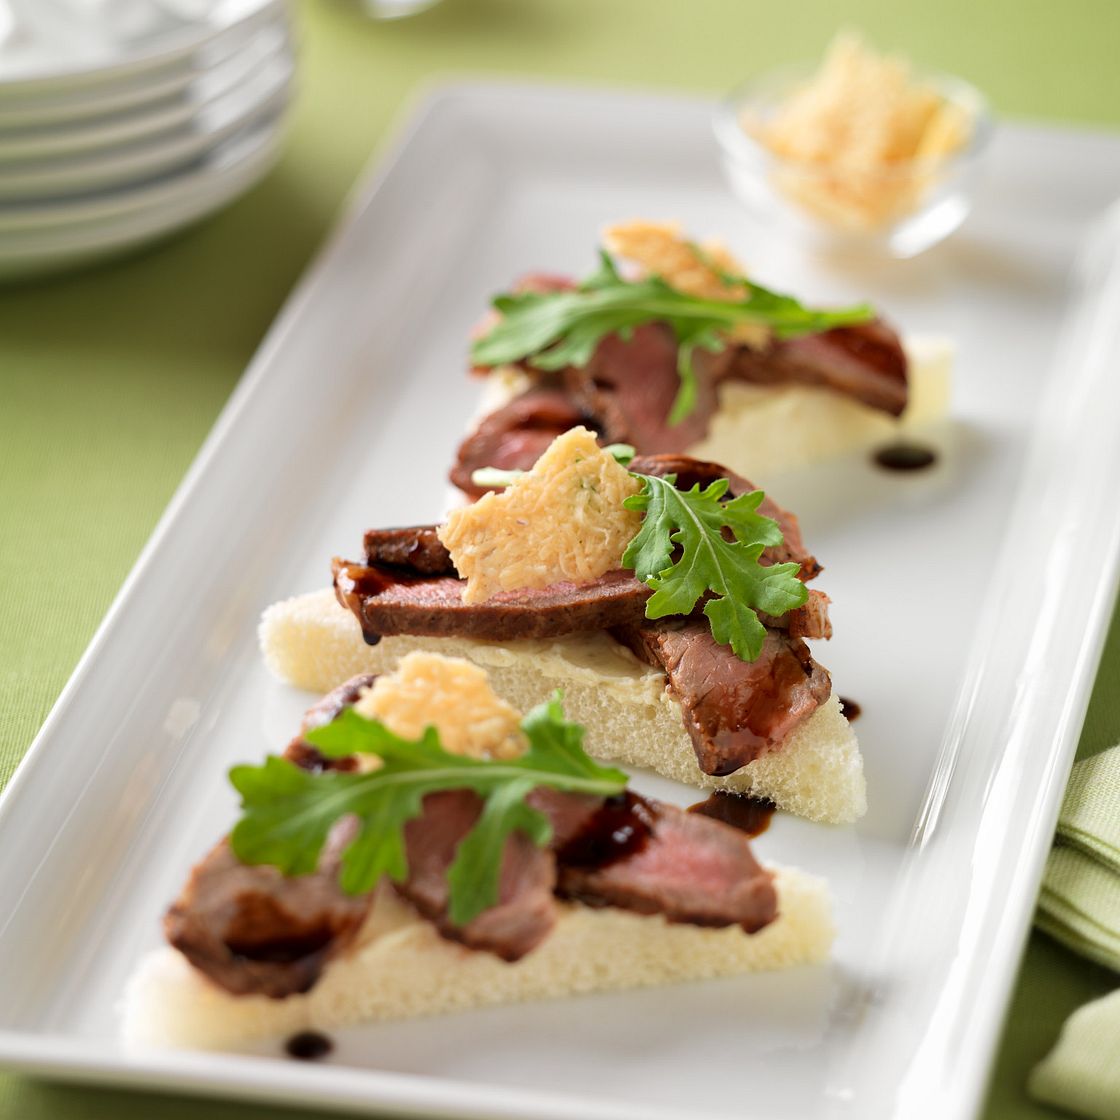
[0,0,293,280]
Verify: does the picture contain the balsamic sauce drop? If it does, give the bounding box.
[558,791,656,869]
[838,696,862,721]
[285,1030,334,1061]
[873,442,938,472]
[688,792,776,838]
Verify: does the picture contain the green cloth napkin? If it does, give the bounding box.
[1036,747,1120,972]
[1030,746,1120,1118]
[1031,990,1120,1120]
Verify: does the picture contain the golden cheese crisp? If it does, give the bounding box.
[354,651,525,760]
[748,33,973,230]
[604,220,746,301]
[602,221,769,347]
[439,427,642,606]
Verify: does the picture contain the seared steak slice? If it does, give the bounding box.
[397,790,558,962]
[164,833,371,999]
[760,589,832,640]
[526,786,604,847]
[556,793,777,933]
[284,736,360,775]
[528,787,777,932]
[280,673,379,774]
[168,783,781,998]
[300,673,379,733]
[615,622,832,776]
[566,322,730,455]
[629,454,821,580]
[402,787,782,954]
[730,319,908,417]
[451,387,598,499]
[333,559,651,644]
[167,792,562,996]
[363,527,454,575]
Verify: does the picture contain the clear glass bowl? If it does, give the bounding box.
[713,65,993,259]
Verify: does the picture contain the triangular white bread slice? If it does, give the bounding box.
[260,589,867,825]
[121,868,832,1049]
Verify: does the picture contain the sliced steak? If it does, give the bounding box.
[280,673,379,774]
[283,736,360,775]
[397,790,558,962]
[167,793,561,996]
[164,832,371,999]
[729,319,908,417]
[403,786,781,954]
[451,386,598,499]
[556,792,777,933]
[629,454,821,580]
[333,559,651,644]
[615,622,832,776]
[566,322,731,455]
[527,787,776,932]
[363,527,454,576]
[300,673,379,734]
[760,589,832,640]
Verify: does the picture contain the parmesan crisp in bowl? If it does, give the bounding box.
[714,34,992,258]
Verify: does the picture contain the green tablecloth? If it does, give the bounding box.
[2,1,1118,1116]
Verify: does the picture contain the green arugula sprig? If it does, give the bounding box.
[622,474,808,662]
[464,449,808,661]
[471,251,873,424]
[229,695,627,926]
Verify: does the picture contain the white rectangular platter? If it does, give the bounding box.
[3,82,1120,1120]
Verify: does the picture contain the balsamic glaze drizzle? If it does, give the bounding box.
[873,443,938,472]
[688,792,776,838]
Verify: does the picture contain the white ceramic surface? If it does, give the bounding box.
[0,18,290,164]
[0,9,285,128]
[0,111,284,277]
[1,83,1119,1120]
[0,0,284,93]
[0,46,292,205]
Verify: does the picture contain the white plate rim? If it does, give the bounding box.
[0,9,289,127]
[0,54,292,208]
[0,79,1117,1120]
[0,102,289,235]
[0,0,285,96]
[0,19,292,164]
[0,113,285,276]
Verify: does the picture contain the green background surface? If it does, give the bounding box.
[2,1,1118,1116]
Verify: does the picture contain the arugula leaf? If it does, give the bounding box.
[444,780,548,926]
[622,474,808,662]
[472,250,873,422]
[228,695,627,927]
[462,448,810,662]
